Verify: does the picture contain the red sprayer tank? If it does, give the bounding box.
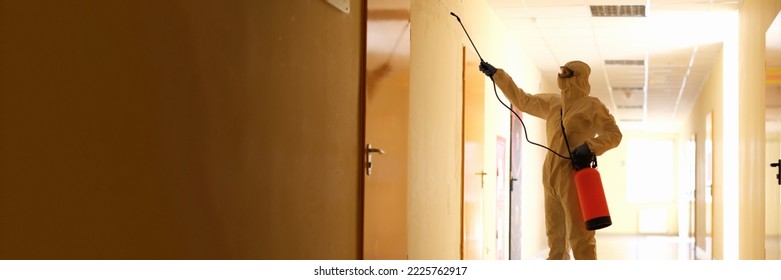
[574,167,611,230]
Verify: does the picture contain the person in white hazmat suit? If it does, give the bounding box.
[479,60,622,260]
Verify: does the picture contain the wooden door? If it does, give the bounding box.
[509,106,523,259]
[765,137,781,259]
[363,1,409,260]
[461,48,485,260]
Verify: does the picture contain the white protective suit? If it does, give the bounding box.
[492,61,622,260]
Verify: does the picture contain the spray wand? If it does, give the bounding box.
[450,12,570,160]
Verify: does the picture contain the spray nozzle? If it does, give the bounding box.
[450,12,460,21]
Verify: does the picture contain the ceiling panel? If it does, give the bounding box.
[488,0,742,133]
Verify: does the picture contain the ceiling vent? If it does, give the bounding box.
[605,59,644,66]
[617,105,644,109]
[590,5,646,17]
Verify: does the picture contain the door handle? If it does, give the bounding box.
[771,159,781,185]
[510,177,518,191]
[475,171,487,188]
[366,144,385,175]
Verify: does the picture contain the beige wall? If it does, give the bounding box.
[0,0,363,259]
[407,0,464,260]
[407,0,548,259]
[490,15,553,260]
[681,46,724,259]
[464,0,548,260]
[737,0,781,260]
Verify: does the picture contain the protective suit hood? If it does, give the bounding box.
[557,61,591,105]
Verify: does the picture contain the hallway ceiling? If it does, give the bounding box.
[486,0,743,133]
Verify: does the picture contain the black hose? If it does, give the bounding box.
[490,78,571,160]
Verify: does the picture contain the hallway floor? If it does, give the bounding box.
[595,234,694,260]
[526,234,697,260]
